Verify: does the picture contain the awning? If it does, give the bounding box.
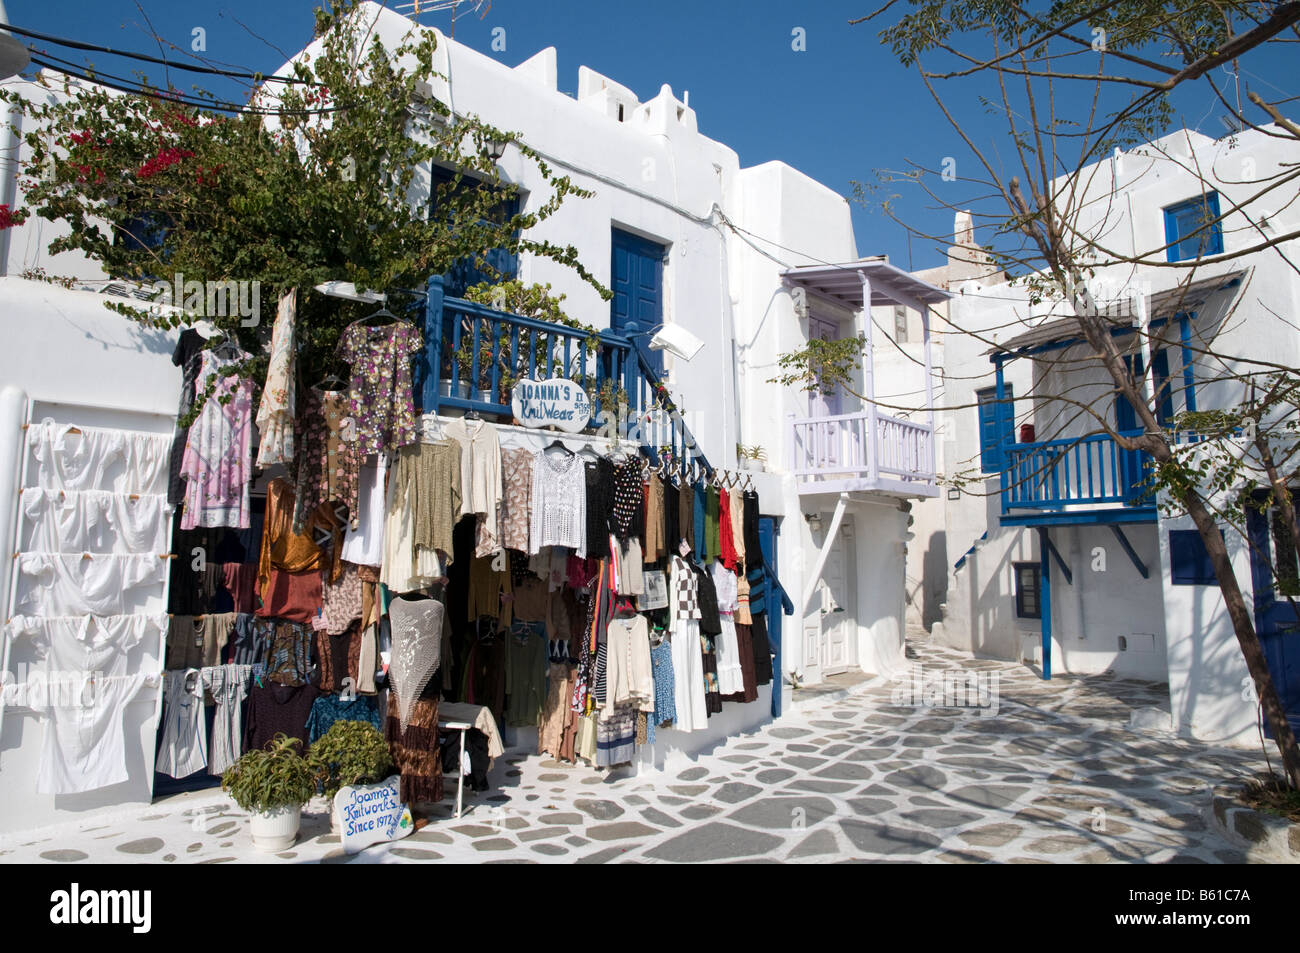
[783,258,953,310]
[985,270,1246,358]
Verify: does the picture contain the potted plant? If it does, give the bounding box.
[221,734,319,851]
[307,720,396,828]
[738,444,767,472]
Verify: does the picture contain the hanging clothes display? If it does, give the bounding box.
[179,349,255,529]
[388,594,444,730]
[499,447,534,553]
[530,450,586,556]
[293,387,359,535]
[200,664,252,775]
[341,455,388,562]
[255,289,297,467]
[168,327,208,506]
[156,669,208,778]
[381,440,461,591]
[669,553,708,731]
[336,319,422,457]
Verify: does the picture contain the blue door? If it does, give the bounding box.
[1246,498,1300,738]
[611,229,665,378]
[1115,353,1154,502]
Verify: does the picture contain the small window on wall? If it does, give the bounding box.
[894,306,908,343]
[1169,529,1219,585]
[1164,192,1224,262]
[1014,562,1040,619]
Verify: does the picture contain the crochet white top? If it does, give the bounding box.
[529,450,587,558]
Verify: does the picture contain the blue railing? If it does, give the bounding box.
[1001,430,1151,513]
[417,275,712,475]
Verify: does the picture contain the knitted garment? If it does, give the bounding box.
[388,595,444,731]
[530,450,586,556]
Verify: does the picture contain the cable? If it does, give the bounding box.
[27,57,346,117]
[7,21,321,86]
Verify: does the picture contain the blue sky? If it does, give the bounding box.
[11,0,1297,272]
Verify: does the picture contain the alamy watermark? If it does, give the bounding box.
[151,272,261,326]
[890,664,1000,716]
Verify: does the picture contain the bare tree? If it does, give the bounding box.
[782,1,1300,784]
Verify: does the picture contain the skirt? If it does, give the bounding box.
[384,691,443,807]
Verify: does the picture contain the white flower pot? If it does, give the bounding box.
[249,804,301,852]
[742,458,766,472]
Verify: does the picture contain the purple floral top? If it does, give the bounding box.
[336,321,422,457]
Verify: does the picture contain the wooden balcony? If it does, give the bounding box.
[1000,430,1157,526]
[790,410,938,498]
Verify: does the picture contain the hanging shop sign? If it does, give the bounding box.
[334,775,415,854]
[511,377,591,433]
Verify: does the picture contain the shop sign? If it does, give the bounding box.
[510,377,591,433]
[334,775,414,854]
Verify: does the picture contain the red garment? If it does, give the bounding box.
[255,567,323,624]
[221,562,259,613]
[719,487,739,572]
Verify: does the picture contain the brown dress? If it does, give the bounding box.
[385,690,443,806]
[538,663,576,758]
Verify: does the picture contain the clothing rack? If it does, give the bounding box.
[0,398,176,758]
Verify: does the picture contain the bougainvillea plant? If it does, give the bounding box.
[2,0,606,399]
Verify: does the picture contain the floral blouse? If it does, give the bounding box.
[294,388,360,533]
[336,320,422,458]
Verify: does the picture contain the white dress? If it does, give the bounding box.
[341,454,388,566]
[180,351,253,529]
[712,561,745,696]
[670,555,708,731]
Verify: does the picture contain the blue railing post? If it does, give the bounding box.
[422,274,445,414]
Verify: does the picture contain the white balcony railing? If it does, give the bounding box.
[790,410,936,494]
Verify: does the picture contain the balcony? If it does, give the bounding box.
[415,276,711,474]
[999,430,1157,526]
[790,410,938,498]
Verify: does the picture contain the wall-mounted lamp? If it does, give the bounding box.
[484,136,509,162]
[804,511,823,533]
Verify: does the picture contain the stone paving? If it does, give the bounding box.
[0,638,1272,863]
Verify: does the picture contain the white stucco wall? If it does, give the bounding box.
[0,277,179,834]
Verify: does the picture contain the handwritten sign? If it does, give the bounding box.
[511,377,591,433]
[334,775,414,854]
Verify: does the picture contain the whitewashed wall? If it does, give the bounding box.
[0,277,179,834]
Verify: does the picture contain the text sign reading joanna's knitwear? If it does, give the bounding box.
[334,775,414,854]
[510,377,592,433]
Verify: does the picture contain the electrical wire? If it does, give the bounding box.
[6,21,321,86]
[27,56,345,117]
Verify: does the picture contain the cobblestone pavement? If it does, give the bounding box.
[0,639,1270,863]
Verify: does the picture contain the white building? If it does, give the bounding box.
[0,2,940,831]
[933,124,1300,747]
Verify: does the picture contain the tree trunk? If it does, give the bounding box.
[1183,486,1300,788]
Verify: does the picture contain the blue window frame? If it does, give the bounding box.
[976,384,1014,474]
[1170,528,1221,585]
[1164,192,1223,262]
[429,165,520,298]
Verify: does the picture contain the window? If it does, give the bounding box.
[1164,192,1224,263]
[429,165,520,298]
[894,305,908,343]
[1170,529,1220,585]
[976,384,1014,474]
[1014,562,1041,619]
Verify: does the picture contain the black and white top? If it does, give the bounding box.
[670,554,701,623]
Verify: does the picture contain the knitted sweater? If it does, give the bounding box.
[530,450,587,557]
